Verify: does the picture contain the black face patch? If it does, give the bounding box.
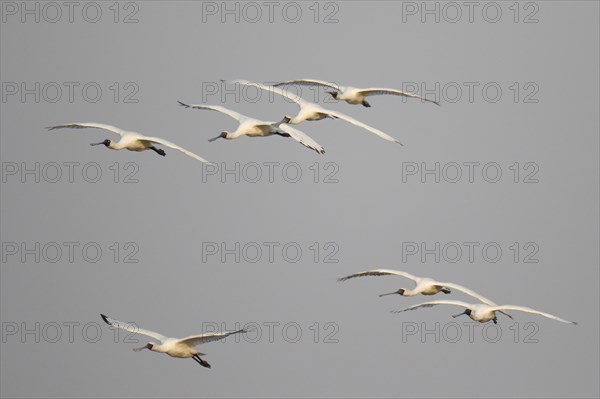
[465,309,472,316]
[103,139,111,146]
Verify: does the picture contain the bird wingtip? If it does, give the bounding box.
[177,100,189,108]
[100,314,110,324]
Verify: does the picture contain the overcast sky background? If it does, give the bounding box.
[1,1,599,398]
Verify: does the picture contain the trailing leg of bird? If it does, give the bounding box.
[150,146,166,156]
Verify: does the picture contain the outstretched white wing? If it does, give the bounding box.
[227,79,306,107]
[178,329,247,347]
[323,110,402,145]
[392,300,472,314]
[141,136,211,163]
[47,123,126,136]
[100,314,168,343]
[272,79,342,92]
[177,101,248,122]
[491,305,577,325]
[358,88,440,106]
[278,123,325,154]
[338,269,419,282]
[439,282,497,306]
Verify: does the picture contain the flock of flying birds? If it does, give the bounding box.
[47,79,441,157]
[98,268,577,368]
[47,79,576,369]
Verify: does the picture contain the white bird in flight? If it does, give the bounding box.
[177,101,324,154]
[338,269,513,320]
[227,80,403,145]
[101,314,247,368]
[47,123,210,163]
[273,78,440,107]
[392,300,577,325]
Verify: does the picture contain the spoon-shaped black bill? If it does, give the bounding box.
[132,343,152,352]
[452,310,469,318]
[209,132,227,142]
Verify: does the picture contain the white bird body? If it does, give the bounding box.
[47,122,210,163]
[393,300,577,325]
[177,102,324,154]
[409,277,446,296]
[336,86,369,105]
[272,79,440,107]
[339,269,486,300]
[101,314,246,368]
[228,80,403,145]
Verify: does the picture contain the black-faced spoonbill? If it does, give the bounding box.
[47,123,210,163]
[226,80,403,145]
[392,300,577,325]
[100,314,246,368]
[177,101,325,154]
[273,79,440,107]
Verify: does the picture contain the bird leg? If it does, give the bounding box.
[192,354,211,368]
[440,288,451,294]
[493,317,498,324]
[361,100,371,107]
[150,146,166,156]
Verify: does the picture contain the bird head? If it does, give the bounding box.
[379,288,405,297]
[452,309,472,318]
[133,342,154,352]
[90,139,111,147]
[208,132,229,142]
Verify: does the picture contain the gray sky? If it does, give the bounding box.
[1,1,599,398]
